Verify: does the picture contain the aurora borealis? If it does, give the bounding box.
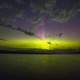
[0,0,80,39]
[0,1,80,80]
[0,0,80,50]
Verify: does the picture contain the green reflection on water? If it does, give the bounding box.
[0,54,80,76]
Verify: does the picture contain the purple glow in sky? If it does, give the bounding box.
[34,20,46,39]
[0,0,80,40]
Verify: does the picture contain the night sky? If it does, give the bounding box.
[0,0,80,40]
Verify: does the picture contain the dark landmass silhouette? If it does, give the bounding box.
[0,47,80,54]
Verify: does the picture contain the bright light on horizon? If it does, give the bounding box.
[0,38,80,50]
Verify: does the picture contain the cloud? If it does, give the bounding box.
[49,9,77,23]
[30,0,80,23]
[0,21,35,36]
[0,0,80,28]
[0,38,7,41]
[0,0,79,24]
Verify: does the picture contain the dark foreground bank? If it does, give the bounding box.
[0,47,80,54]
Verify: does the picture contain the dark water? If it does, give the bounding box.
[0,54,80,80]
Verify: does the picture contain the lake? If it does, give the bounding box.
[0,54,80,80]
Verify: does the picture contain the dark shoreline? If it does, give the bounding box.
[0,48,80,54]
